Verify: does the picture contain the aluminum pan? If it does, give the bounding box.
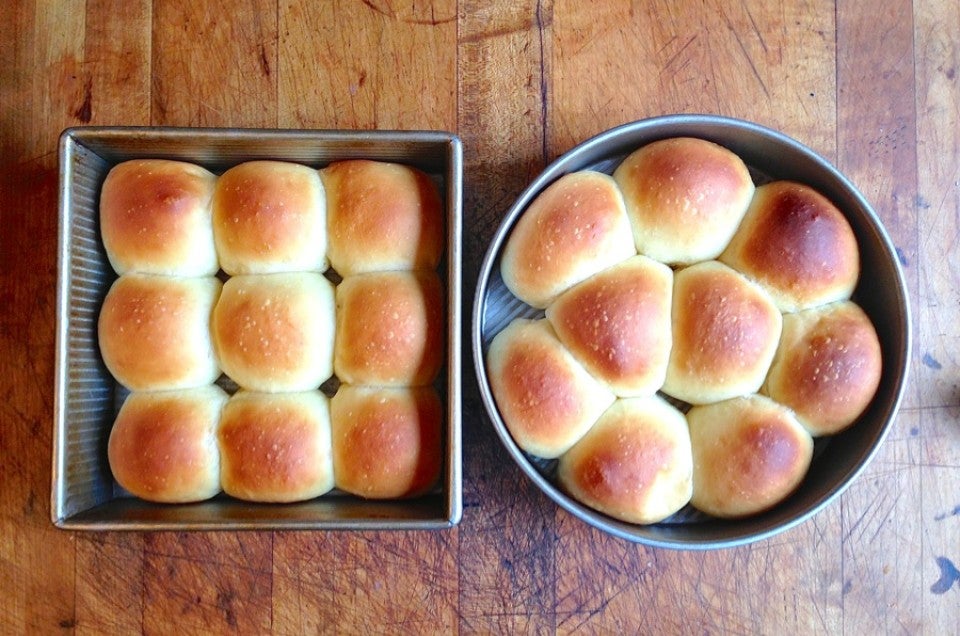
[472,114,911,549]
[54,126,462,530]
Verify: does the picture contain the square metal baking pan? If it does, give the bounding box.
[53,127,463,530]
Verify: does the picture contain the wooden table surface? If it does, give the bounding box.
[2,1,958,633]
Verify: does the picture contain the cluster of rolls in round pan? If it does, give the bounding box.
[487,137,882,523]
[98,158,445,504]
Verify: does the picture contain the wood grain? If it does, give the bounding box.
[904,0,960,570]
[915,0,960,410]
[76,534,144,635]
[278,0,457,130]
[555,518,849,632]
[1,0,958,632]
[919,406,960,624]
[273,531,459,633]
[458,2,559,633]
[142,533,273,633]
[838,409,925,632]
[550,0,836,157]
[83,0,152,126]
[152,0,278,127]
[458,0,555,274]
[832,0,948,630]
[837,0,921,410]
[0,1,83,632]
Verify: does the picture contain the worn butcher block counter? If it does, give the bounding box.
[1,1,958,632]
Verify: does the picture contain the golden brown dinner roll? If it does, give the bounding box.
[321,159,443,275]
[486,319,615,458]
[108,385,228,503]
[558,396,693,524]
[330,385,443,499]
[98,274,222,391]
[499,170,636,308]
[719,180,860,312]
[662,261,782,405]
[687,394,814,518]
[763,301,882,436]
[334,270,444,386]
[218,390,335,503]
[212,272,335,392]
[613,137,755,265]
[545,255,673,397]
[212,160,327,275]
[99,159,219,276]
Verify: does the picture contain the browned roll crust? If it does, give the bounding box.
[486,319,615,458]
[98,274,222,391]
[763,301,882,436]
[612,137,755,265]
[218,390,335,503]
[321,159,443,275]
[557,396,693,524]
[334,270,444,386]
[719,180,860,312]
[687,395,814,518]
[107,386,228,503]
[212,160,327,275]
[662,261,782,405]
[330,385,443,499]
[500,170,636,308]
[99,159,219,276]
[545,255,673,397]
[212,273,335,392]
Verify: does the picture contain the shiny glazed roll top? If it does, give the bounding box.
[499,170,636,308]
[719,180,860,313]
[662,261,782,405]
[99,159,219,277]
[545,255,673,397]
[613,137,755,266]
[212,160,328,275]
[486,318,615,459]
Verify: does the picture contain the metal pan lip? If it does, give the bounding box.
[472,113,911,550]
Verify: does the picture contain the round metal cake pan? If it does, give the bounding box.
[472,114,911,549]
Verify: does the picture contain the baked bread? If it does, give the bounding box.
[335,270,444,386]
[218,390,335,503]
[499,170,636,308]
[612,137,754,265]
[98,274,222,391]
[486,319,615,458]
[763,301,882,436]
[719,180,860,312]
[545,255,673,397]
[483,138,882,524]
[687,394,814,518]
[212,160,327,275]
[557,396,693,524]
[99,159,218,276]
[212,272,335,392]
[321,159,443,275]
[107,385,228,503]
[662,261,782,404]
[330,385,443,499]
